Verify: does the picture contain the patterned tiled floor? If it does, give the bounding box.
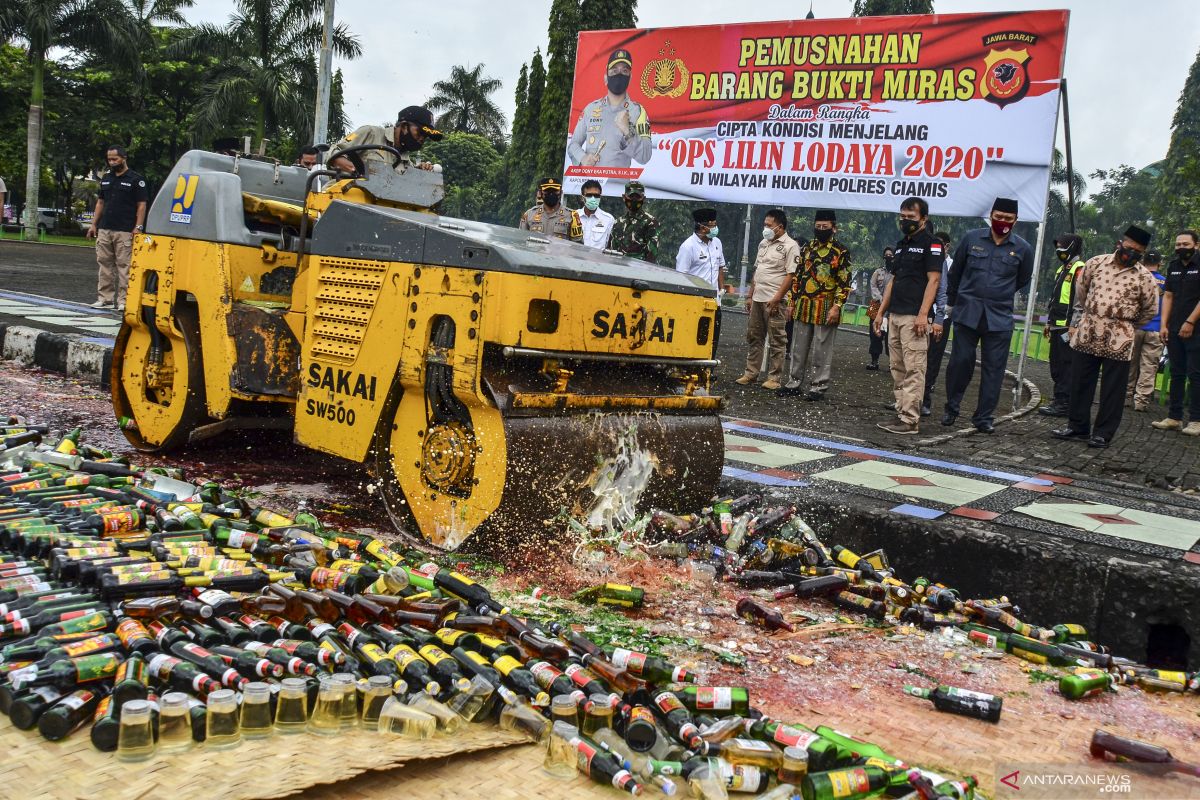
[721,418,1200,557]
[0,293,120,337]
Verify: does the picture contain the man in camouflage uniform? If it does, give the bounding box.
[519,177,582,242]
[567,49,653,169]
[608,181,659,263]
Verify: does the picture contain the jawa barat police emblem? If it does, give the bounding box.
[979,31,1038,108]
[640,39,689,99]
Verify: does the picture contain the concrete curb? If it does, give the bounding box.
[0,323,113,389]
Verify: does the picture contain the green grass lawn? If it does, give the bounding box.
[0,227,92,247]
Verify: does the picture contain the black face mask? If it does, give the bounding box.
[813,228,833,243]
[396,126,422,153]
[624,196,643,213]
[899,218,920,236]
[1115,245,1140,265]
[1178,247,1197,262]
[607,73,631,95]
[1055,248,1071,263]
[542,190,560,207]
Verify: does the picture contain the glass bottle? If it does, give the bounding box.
[158,692,195,753]
[240,682,273,738]
[360,675,393,726]
[307,677,343,735]
[204,688,242,749]
[274,677,309,733]
[116,698,156,762]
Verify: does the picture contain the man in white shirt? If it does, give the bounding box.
[576,179,614,250]
[736,209,800,390]
[676,208,726,349]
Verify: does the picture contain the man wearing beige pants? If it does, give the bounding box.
[87,146,147,310]
[873,197,944,434]
[1127,252,1165,411]
[736,209,800,390]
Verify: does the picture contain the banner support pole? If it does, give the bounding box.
[738,203,752,305]
[1013,219,1047,411]
[1061,78,1076,232]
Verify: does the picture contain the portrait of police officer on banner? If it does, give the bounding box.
[568,48,654,169]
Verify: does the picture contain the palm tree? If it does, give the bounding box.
[2,0,138,239]
[172,0,360,146]
[426,64,506,142]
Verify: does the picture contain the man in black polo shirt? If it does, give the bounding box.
[872,197,944,434]
[1154,229,1200,435]
[87,146,148,310]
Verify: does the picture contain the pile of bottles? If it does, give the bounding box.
[643,496,1200,703]
[0,416,990,798]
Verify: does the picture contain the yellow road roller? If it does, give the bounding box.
[112,147,723,549]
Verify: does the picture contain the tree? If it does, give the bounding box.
[173,0,361,146]
[536,0,581,181]
[2,0,139,239]
[1155,44,1200,236]
[580,0,635,31]
[422,132,502,223]
[426,64,506,144]
[852,0,933,15]
[1035,148,1088,303]
[501,50,546,224]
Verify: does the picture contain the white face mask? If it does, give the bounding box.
[762,227,775,240]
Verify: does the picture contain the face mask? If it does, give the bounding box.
[813,228,833,243]
[1055,247,1071,263]
[1115,245,1140,265]
[707,225,719,238]
[1178,247,1196,262]
[542,190,560,207]
[396,127,422,152]
[624,196,643,213]
[762,227,775,240]
[584,196,600,211]
[607,73,631,95]
[899,218,920,236]
[991,219,1014,237]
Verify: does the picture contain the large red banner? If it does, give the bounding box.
[563,10,1069,221]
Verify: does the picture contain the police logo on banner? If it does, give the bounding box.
[980,31,1037,108]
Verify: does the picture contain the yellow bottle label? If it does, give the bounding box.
[418,644,451,665]
[436,628,466,645]
[493,655,522,676]
[360,643,388,664]
[1011,647,1049,664]
[449,571,476,586]
[388,644,420,670]
[477,634,505,651]
[465,650,488,667]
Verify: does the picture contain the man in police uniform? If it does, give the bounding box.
[942,198,1034,433]
[519,177,582,242]
[328,105,443,173]
[576,179,614,250]
[608,181,659,263]
[1039,233,1085,417]
[1154,230,1200,434]
[567,49,653,169]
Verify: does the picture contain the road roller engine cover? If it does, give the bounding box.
[112,147,724,550]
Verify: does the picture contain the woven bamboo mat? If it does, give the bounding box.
[0,715,527,800]
[304,740,619,800]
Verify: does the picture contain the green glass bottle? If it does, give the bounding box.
[571,583,645,609]
[801,765,894,800]
[38,685,108,741]
[903,685,1002,723]
[744,718,838,772]
[675,685,750,717]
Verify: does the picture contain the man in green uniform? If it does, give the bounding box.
[567,49,653,169]
[519,177,582,242]
[608,181,659,263]
[328,105,443,173]
[1038,233,1085,417]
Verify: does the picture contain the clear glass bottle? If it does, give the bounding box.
[274,677,309,733]
[377,695,437,738]
[157,692,194,753]
[544,721,578,779]
[332,672,359,728]
[239,682,273,738]
[307,677,342,736]
[360,675,393,726]
[204,689,242,749]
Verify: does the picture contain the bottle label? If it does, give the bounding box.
[529,661,561,688]
[116,618,153,649]
[308,622,335,639]
[76,653,122,682]
[1155,670,1187,684]
[968,631,999,649]
[464,650,488,667]
[945,687,996,702]
[31,685,63,703]
[59,689,95,711]
[436,628,466,646]
[418,644,451,665]
[609,647,646,673]
[828,768,870,798]
[772,725,820,749]
[337,623,364,649]
[359,643,388,664]
[612,770,635,791]
[563,663,596,689]
[1010,647,1049,664]
[726,763,763,791]
[654,691,685,715]
[64,634,119,658]
[196,590,236,609]
[695,686,733,710]
[732,737,773,752]
[146,653,176,679]
[571,736,597,775]
[10,619,31,635]
[101,510,138,533]
[671,666,690,682]
[364,539,402,567]
[388,644,420,670]
[492,655,521,676]
[476,634,505,651]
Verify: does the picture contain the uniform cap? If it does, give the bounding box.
[623,180,645,196]
[693,208,717,224]
[815,209,836,222]
[1143,251,1162,265]
[1124,225,1151,247]
[397,106,444,140]
[539,177,563,191]
[608,49,633,69]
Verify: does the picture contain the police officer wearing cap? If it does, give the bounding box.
[568,49,653,169]
[609,180,660,263]
[519,177,583,242]
[1052,225,1159,448]
[941,197,1034,433]
[328,105,444,173]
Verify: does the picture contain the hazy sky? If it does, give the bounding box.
[184,0,1199,196]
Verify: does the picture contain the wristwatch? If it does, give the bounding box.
[134,225,144,232]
